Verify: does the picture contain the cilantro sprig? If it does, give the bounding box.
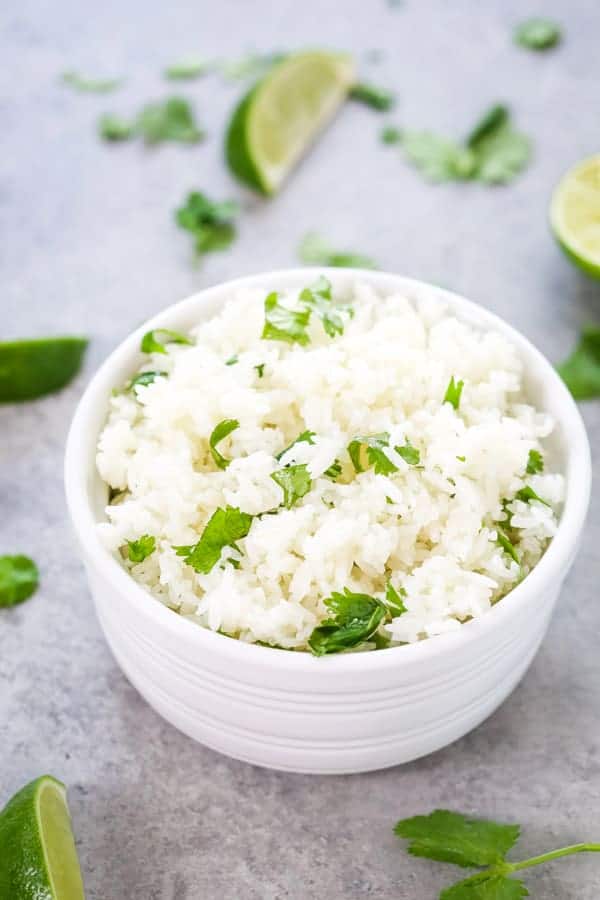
[308,588,390,656]
[176,191,239,256]
[209,419,240,470]
[175,506,253,574]
[402,105,531,185]
[0,555,39,608]
[395,809,600,898]
[99,97,203,144]
[557,326,600,399]
[298,233,378,270]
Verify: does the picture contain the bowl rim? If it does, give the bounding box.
[64,267,592,672]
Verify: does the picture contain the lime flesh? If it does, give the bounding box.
[226,51,356,195]
[550,154,600,279]
[0,775,85,899]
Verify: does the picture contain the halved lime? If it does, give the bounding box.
[0,336,88,403]
[550,154,600,279]
[0,775,85,899]
[225,51,356,195]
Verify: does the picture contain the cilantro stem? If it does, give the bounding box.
[509,843,600,873]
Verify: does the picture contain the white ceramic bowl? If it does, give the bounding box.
[65,269,591,774]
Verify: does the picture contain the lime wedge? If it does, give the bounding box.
[0,775,85,899]
[225,51,356,195]
[550,154,600,279]
[0,337,88,403]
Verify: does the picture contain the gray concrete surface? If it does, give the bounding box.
[2,0,600,897]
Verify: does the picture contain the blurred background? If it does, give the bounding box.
[2,0,600,897]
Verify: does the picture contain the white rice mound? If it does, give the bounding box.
[96,280,564,651]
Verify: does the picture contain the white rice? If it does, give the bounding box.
[96,279,564,651]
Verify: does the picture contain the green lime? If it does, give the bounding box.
[550,154,600,279]
[0,337,88,403]
[0,775,85,899]
[225,51,355,195]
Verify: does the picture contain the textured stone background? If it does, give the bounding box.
[1,0,600,897]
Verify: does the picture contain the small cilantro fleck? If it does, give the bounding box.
[557,326,600,399]
[164,57,210,80]
[271,463,312,509]
[254,363,265,378]
[209,418,239,470]
[126,534,156,563]
[261,291,311,345]
[514,18,562,51]
[99,114,135,141]
[0,555,39,607]
[348,433,396,475]
[444,376,464,410]
[308,588,390,656]
[140,329,192,354]
[496,528,519,565]
[225,354,239,366]
[275,430,316,462]
[298,232,378,269]
[515,485,550,507]
[175,506,253,574]
[127,370,167,390]
[350,82,395,111]
[395,440,420,465]
[526,449,544,475]
[62,71,123,93]
[176,191,239,256]
[385,581,407,617]
[381,125,403,145]
[324,459,342,481]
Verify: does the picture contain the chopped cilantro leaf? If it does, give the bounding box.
[515,485,550,507]
[308,588,390,656]
[254,363,265,378]
[324,459,342,481]
[176,191,238,256]
[557,326,600,399]
[298,232,378,269]
[164,57,210,80]
[126,534,156,563]
[225,354,239,366]
[440,874,528,899]
[395,440,420,465]
[456,455,466,462]
[271,463,312,509]
[127,370,167,390]
[175,506,253,573]
[299,276,354,338]
[402,132,476,182]
[140,329,192,354]
[348,433,396,475]
[219,52,285,81]
[275,430,316,462]
[350,82,395,111]
[209,418,240,469]
[62,71,123,93]
[465,105,509,148]
[99,114,135,141]
[381,125,403,145]
[526,449,544,474]
[385,581,407,617]
[394,809,520,868]
[261,291,311,345]
[514,18,562,51]
[444,376,464,409]
[0,555,39,607]
[136,97,204,144]
[496,528,519,564]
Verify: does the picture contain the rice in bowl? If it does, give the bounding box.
[96,277,563,654]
